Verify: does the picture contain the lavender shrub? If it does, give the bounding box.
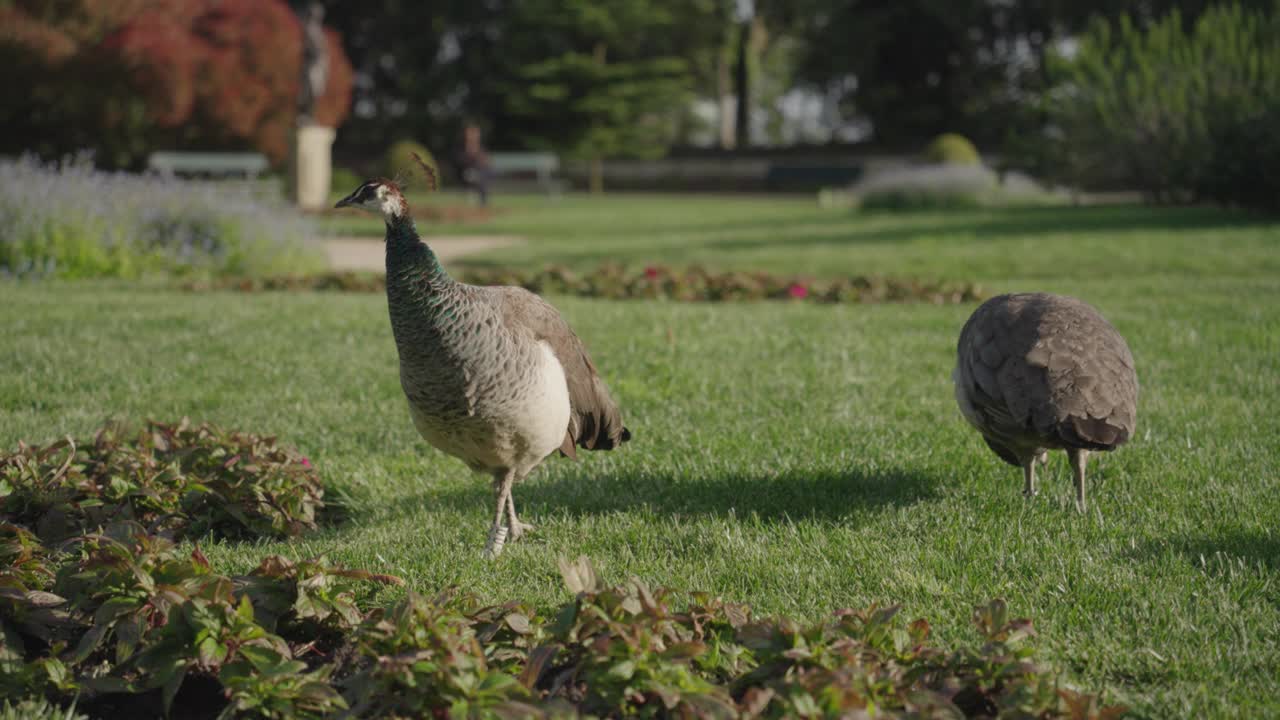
[0,155,324,279]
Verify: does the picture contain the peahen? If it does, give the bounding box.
[953,292,1138,512]
[335,157,630,557]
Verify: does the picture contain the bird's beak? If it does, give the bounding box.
[334,191,357,209]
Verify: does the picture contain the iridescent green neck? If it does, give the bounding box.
[384,214,448,285]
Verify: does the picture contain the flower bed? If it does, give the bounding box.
[184,264,988,305]
[0,156,323,279]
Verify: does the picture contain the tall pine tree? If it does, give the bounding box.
[500,0,697,192]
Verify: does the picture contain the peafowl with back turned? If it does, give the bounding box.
[953,292,1138,512]
[335,156,630,558]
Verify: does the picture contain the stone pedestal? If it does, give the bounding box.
[291,124,336,210]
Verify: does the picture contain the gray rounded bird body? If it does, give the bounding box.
[953,292,1137,511]
[336,171,629,557]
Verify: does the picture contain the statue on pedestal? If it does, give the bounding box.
[291,1,335,210]
[298,2,328,126]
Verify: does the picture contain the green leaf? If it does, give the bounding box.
[162,669,186,716]
[609,660,636,680]
[235,593,254,622]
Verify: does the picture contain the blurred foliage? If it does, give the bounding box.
[497,0,707,189]
[1025,2,1280,210]
[322,0,728,168]
[7,0,1278,171]
[924,134,981,166]
[768,0,1279,148]
[0,157,323,279]
[0,0,353,168]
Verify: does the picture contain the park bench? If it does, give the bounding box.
[147,151,271,179]
[489,152,564,196]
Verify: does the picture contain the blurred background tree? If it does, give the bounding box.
[2,0,1278,209]
[0,0,353,168]
[499,0,702,192]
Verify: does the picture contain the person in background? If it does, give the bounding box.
[456,122,492,206]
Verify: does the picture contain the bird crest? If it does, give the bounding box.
[383,152,438,196]
[410,152,439,192]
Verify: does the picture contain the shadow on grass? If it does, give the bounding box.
[454,204,1273,272]
[1133,527,1280,572]
[707,203,1272,253]
[412,464,941,524]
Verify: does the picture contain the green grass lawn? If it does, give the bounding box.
[5,196,1280,717]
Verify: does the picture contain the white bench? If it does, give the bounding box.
[489,152,564,195]
[147,152,270,179]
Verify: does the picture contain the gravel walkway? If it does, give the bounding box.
[322,235,524,271]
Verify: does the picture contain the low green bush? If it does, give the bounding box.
[924,133,981,166]
[384,140,438,185]
[0,157,324,279]
[0,419,325,542]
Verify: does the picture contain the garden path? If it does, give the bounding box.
[322,235,524,271]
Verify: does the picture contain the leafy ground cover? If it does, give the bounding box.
[3,195,1278,717]
[1,423,1115,718]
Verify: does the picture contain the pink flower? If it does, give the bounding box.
[787,283,808,299]
[644,266,661,280]
[299,456,312,469]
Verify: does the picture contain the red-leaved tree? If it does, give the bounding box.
[0,0,353,166]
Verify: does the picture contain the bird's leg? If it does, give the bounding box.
[505,489,535,542]
[1037,451,1049,467]
[1069,448,1090,513]
[484,470,515,559]
[1022,457,1039,498]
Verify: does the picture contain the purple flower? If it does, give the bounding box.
[788,283,808,299]
[299,456,312,469]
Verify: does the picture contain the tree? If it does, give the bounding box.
[498,0,700,191]
[1032,3,1280,209]
[318,0,735,180]
[0,0,353,167]
[764,0,1280,149]
[316,0,508,160]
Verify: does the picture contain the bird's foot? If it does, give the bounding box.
[1022,488,1040,499]
[483,523,509,559]
[509,519,535,542]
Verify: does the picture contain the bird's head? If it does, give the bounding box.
[334,152,437,222]
[334,179,407,221]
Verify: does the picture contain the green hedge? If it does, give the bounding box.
[1033,2,1280,210]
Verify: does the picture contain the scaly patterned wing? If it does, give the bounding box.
[491,286,631,456]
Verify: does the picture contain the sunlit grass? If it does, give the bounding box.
[4,196,1279,717]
